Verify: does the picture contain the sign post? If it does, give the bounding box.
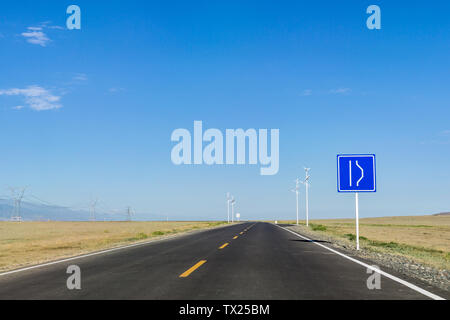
[355,192,359,250]
[337,154,376,250]
[291,179,300,226]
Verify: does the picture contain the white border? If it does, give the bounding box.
[337,154,376,192]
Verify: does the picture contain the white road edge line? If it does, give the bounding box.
[276,224,445,301]
[0,223,240,278]
[0,238,169,277]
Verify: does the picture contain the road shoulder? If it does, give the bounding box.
[276,223,449,299]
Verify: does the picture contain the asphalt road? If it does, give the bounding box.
[0,222,446,300]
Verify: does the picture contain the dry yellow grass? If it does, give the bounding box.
[312,216,450,252]
[281,215,450,270]
[0,221,226,272]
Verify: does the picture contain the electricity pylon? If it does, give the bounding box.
[126,206,133,221]
[89,198,98,221]
[9,187,26,221]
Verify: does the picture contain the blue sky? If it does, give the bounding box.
[0,1,449,220]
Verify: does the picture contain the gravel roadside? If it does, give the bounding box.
[282,223,449,293]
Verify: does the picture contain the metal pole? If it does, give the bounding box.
[231,202,234,223]
[232,203,234,223]
[305,182,309,227]
[296,190,299,225]
[355,192,360,250]
[227,200,230,223]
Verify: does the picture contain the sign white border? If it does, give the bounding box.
[337,154,376,192]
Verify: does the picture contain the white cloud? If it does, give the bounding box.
[300,89,312,96]
[12,105,25,110]
[40,21,64,29]
[298,88,353,96]
[73,73,88,82]
[109,87,125,93]
[420,130,450,145]
[420,140,450,145]
[329,88,351,95]
[0,86,62,111]
[47,25,64,30]
[21,27,50,47]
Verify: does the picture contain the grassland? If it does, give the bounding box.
[0,221,226,272]
[281,215,450,270]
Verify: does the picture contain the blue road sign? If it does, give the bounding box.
[337,154,376,192]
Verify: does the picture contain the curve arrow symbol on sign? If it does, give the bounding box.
[356,161,364,187]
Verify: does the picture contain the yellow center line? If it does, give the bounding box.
[233,236,238,239]
[219,242,229,249]
[179,260,207,278]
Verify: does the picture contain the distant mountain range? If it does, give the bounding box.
[0,198,166,221]
[0,199,107,221]
[1,197,448,221]
[433,212,450,216]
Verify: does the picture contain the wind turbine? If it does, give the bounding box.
[231,196,236,223]
[226,193,232,223]
[300,168,311,227]
[291,179,300,225]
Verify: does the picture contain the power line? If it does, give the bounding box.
[2,187,162,222]
[24,194,67,208]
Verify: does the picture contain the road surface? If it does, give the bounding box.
[0,222,446,299]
